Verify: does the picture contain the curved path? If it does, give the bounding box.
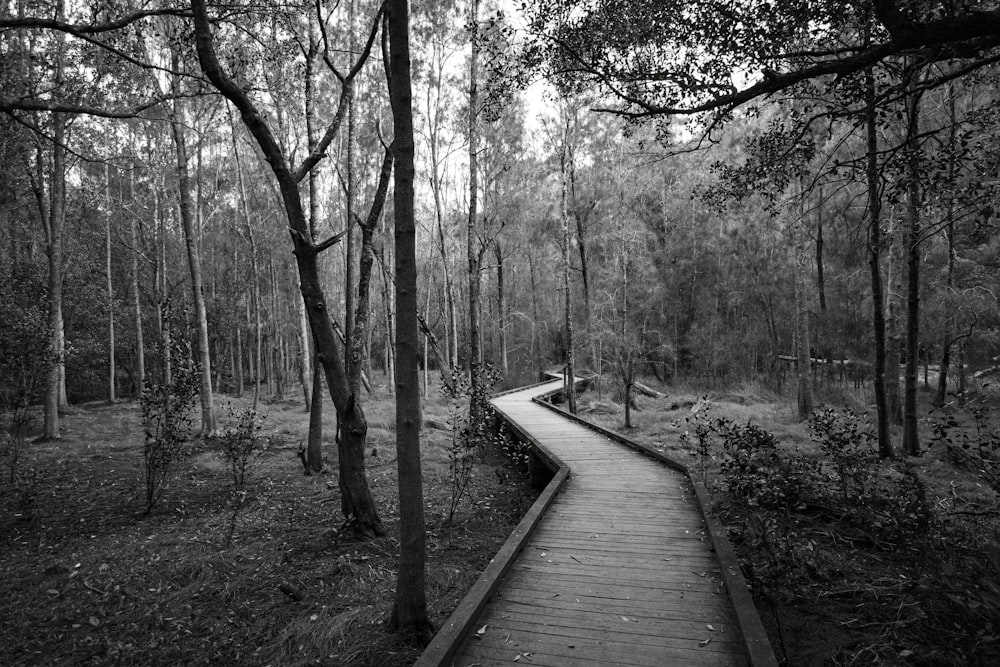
[419,379,775,667]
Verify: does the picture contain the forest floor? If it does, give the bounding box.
[0,378,538,666]
[583,377,1000,666]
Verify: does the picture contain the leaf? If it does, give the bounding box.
[707,624,716,631]
[46,589,60,596]
[619,615,630,622]
[475,624,488,637]
[699,639,711,647]
[88,616,100,627]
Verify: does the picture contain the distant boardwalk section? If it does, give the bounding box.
[417,379,777,667]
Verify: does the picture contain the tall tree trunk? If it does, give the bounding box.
[154,186,172,386]
[885,220,904,424]
[386,0,432,641]
[171,98,216,437]
[935,84,957,409]
[560,110,577,414]
[866,66,893,458]
[43,111,66,440]
[793,186,813,418]
[467,0,483,420]
[105,164,116,403]
[129,165,145,393]
[528,248,542,376]
[297,281,311,410]
[495,240,508,376]
[344,0,357,368]
[306,353,324,473]
[902,73,924,457]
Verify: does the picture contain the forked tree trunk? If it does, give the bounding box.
[191,0,383,537]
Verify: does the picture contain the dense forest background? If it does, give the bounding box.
[3,0,1000,662]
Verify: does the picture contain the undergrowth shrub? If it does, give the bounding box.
[0,281,50,486]
[218,404,270,546]
[139,325,200,515]
[715,418,816,509]
[444,363,504,522]
[676,397,715,484]
[219,404,271,494]
[808,408,878,501]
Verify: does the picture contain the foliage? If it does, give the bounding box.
[0,277,51,485]
[675,396,714,484]
[218,404,271,494]
[715,418,817,510]
[139,329,200,515]
[808,408,878,501]
[443,362,504,522]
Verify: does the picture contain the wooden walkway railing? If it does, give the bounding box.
[416,378,777,667]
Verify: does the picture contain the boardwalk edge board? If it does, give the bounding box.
[414,380,575,667]
[533,393,779,667]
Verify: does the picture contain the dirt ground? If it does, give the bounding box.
[0,382,538,666]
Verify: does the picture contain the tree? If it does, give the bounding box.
[385,0,433,643]
[189,0,385,538]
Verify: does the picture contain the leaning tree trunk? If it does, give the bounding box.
[386,0,433,641]
[865,65,893,458]
[191,0,383,537]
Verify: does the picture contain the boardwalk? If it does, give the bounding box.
[419,379,773,667]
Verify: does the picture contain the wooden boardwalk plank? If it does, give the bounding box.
[436,380,752,666]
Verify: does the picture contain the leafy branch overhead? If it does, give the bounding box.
[522,0,1000,122]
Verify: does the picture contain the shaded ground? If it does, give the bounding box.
[0,381,537,666]
[583,378,1000,666]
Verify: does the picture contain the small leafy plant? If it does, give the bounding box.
[139,322,200,515]
[444,362,503,522]
[219,404,271,494]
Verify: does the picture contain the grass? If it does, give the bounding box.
[583,375,1000,665]
[0,377,538,666]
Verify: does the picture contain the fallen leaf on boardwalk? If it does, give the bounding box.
[693,571,708,577]
[707,624,716,631]
[475,625,488,638]
[550,593,559,598]
[699,639,711,647]
[570,555,581,563]
[513,652,533,662]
